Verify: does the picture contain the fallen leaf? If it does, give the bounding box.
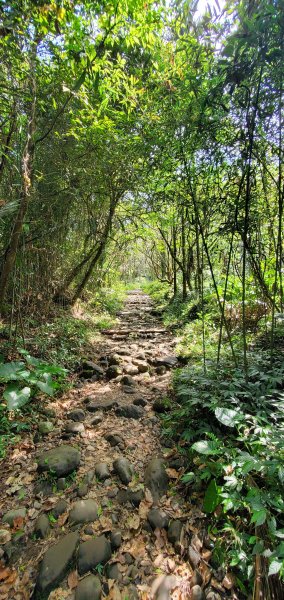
[211,577,225,592]
[126,514,140,530]
[0,567,12,581]
[68,570,78,590]
[165,468,180,479]
[222,572,234,590]
[13,516,25,530]
[57,512,69,527]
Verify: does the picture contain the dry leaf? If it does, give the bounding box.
[12,516,25,530]
[126,514,140,530]
[68,570,78,590]
[211,577,225,592]
[165,468,180,479]
[222,573,234,590]
[57,512,69,527]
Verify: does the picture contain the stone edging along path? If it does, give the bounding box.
[0,291,233,600]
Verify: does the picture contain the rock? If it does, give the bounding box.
[127,585,139,599]
[148,508,169,529]
[154,575,177,599]
[34,532,79,598]
[34,514,50,539]
[57,478,66,490]
[105,433,124,447]
[84,470,95,485]
[75,574,102,600]
[77,483,88,498]
[144,458,168,502]
[69,499,98,525]
[188,546,201,569]
[91,413,104,426]
[167,520,182,545]
[106,365,122,379]
[122,386,136,394]
[191,585,204,599]
[37,445,81,477]
[156,366,166,375]
[155,356,178,369]
[153,399,169,413]
[108,354,121,366]
[3,508,26,526]
[81,361,104,378]
[0,529,11,544]
[78,535,111,575]
[124,552,134,565]
[34,480,53,497]
[110,531,122,550]
[115,405,143,419]
[52,499,68,519]
[86,399,118,412]
[106,562,120,580]
[128,489,144,507]
[67,409,85,422]
[191,569,203,587]
[133,397,147,407]
[124,364,139,376]
[84,525,94,535]
[95,462,110,481]
[113,458,133,484]
[121,375,136,386]
[64,422,85,434]
[135,361,149,373]
[38,421,54,435]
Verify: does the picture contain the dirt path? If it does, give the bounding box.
[0,291,217,600]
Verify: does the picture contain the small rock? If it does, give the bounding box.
[155,356,178,368]
[78,535,111,575]
[188,546,201,569]
[108,354,121,366]
[69,499,98,525]
[156,366,166,375]
[37,445,81,477]
[86,399,118,412]
[148,508,169,529]
[38,421,54,435]
[67,409,86,422]
[57,478,66,490]
[113,458,133,485]
[64,422,85,434]
[106,562,120,580]
[124,552,134,565]
[84,470,95,484]
[105,433,124,447]
[154,574,177,600]
[52,499,68,519]
[95,462,110,481]
[34,480,53,497]
[133,397,147,407]
[115,405,143,419]
[167,520,182,545]
[81,361,104,378]
[191,586,204,600]
[0,529,11,544]
[110,531,122,550]
[34,532,79,598]
[121,375,136,386]
[122,386,136,394]
[77,483,88,498]
[75,574,102,600]
[91,413,104,426]
[106,365,122,379]
[127,585,139,599]
[144,458,168,502]
[124,364,139,376]
[3,508,26,526]
[34,514,50,539]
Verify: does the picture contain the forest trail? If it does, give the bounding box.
[0,291,214,600]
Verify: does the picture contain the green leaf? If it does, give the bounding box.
[268,559,283,576]
[0,361,27,381]
[192,440,220,455]
[250,509,267,526]
[215,407,242,427]
[181,472,195,484]
[204,479,220,513]
[36,378,54,396]
[3,384,31,410]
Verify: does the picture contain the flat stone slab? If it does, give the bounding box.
[78,535,111,575]
[35,531,79,598]
[115,404,143,419]
[37,445,81,477]
[85,399,118,412]
[69,499,98,525]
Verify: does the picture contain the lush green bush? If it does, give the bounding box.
[163,353,284,593]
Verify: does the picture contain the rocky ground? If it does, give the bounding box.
[0,291,236,600]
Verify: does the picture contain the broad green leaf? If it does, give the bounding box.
[215,407,242,427]
[0,361,29,381]
[36,380,54,396]
[250,509,267,527]
[192,440,220,455]
[3,384,31,410]
[204,479,220,513]
[268,559,283,576]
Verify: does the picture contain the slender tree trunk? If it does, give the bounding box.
[181,204,187,300]
[0,44,37,313]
